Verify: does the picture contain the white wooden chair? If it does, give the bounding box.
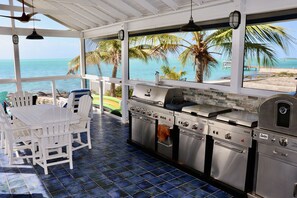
[33,121,73,175]
[0,104,33,164]
[71,95,92,151]
[66,93,74,112]
[10,91,34,107]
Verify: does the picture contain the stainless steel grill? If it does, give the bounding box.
[128,83,184,159]
[175,104,231,173]
[252,94,297,198]
[209,110,258,192]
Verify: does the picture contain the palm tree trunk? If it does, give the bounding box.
[195,57,203,83]
[110,65,118,97]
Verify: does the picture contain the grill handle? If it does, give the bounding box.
[294,183,297,197]
[215,141,245,153]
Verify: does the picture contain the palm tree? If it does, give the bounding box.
[179,24,294,83]
[160,65,187,80]
[68,35,181,96]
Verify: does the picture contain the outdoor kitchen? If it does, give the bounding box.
[128,83,296,198]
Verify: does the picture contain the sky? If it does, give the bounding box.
[0,0,80,60]
[1,0,297,60]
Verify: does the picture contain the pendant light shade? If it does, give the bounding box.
[26,0,43,40]
[26,28,43,39]
[180,0,202,31]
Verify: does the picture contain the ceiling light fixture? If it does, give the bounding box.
[26,0,43,40]
[180,0,202,32]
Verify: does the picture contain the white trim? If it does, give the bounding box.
[0,27,80,37]
[230,0,246,93]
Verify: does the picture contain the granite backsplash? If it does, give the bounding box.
[182,88,266,113]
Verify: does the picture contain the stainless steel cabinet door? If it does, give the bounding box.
[131,115,156,150]
[211,140,248,191]
[131,115,143,144]
[256,153,297,198]
[178,129,206,173]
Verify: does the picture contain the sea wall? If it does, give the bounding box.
[183,88,266,113]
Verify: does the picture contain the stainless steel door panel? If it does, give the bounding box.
[256,153,297,198]
[179,129,206,173]
[131,114,156,150]
[142,117,156,150]
[211,140,248,191]
[256,143,297,198]
[131,115,143,144]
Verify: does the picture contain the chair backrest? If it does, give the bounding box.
[69,89,91,113]
[66,93,74,110]
[77,95,92,118]
[10,91,34,107]
[40,121,71,148]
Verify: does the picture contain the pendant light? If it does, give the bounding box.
[180,0,202,32]
[26,0,43,39]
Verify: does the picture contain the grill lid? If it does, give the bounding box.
[182,104,232,118]
[131,83,183,107]
[216,110,258,128]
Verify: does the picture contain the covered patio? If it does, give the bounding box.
[0,113,232,197]
[1,0,297,198]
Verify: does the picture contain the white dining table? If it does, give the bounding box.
[9,104,80,129]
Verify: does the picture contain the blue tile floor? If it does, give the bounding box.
[0,113,234,198]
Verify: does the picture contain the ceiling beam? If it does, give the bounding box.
[161,0,179,10]
[89,0,128,20]
[106,0,142,17]
[81,5,116,24]
[133,0,159,14]
[0,4,59,15]
[47,1,90,29]
[193,0,204,6]
[66,3,105,26]
[0,26,80,37]
[54,2,97,28]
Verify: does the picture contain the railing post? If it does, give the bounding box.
[99,80,104,114]
[51,80,57,106]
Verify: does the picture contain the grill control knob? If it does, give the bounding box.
[279,138,288,147]
[192,124,198,130]
[130,107,135,111]
[271,138,276,143]
[153,113,158,118]
[225,133,231,140]
[147,112,152,116]
[183,122,189,127]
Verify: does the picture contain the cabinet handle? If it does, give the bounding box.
[215,141,244,153]
[293,183,297,197]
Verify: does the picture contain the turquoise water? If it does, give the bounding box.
[1,58,297,93]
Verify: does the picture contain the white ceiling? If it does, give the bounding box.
[16,0,232,31]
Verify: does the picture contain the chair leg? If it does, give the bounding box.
[0,131,3,149]
[32,141,36,165]
[68,145,73,170]
[43,149,48,175]
[87,122,91,149]
[8,143,13,165]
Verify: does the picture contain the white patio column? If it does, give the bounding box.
[230,0,246,93]
[79,35,86,89]
[9,0,22,92]
[121,23,129,123]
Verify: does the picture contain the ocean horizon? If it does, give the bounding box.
[1,57,297,93]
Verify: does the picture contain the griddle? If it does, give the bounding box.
[181,104,232,118]
[216,110,258,128]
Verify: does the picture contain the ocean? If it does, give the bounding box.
[1,58,297,93]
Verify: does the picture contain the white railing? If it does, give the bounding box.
[0,74,125,110]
